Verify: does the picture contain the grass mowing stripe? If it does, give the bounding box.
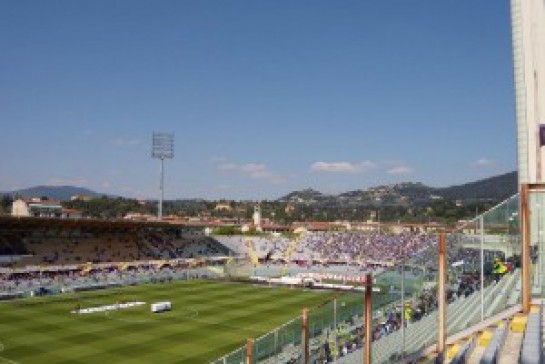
[0,280,341,363]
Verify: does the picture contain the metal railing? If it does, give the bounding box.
[212,194,526,363]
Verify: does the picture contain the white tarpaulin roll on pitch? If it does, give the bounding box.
[71,301,146,314]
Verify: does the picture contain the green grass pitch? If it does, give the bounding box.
[0,280,341,363]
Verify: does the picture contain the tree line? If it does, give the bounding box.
[0,194,498,226]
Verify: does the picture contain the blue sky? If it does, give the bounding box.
[0,1,516,200]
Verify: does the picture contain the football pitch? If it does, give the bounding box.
[0,280,340,363]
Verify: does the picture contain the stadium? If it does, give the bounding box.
[1,0,545,363]
[0,216,432,363]
[0,192,537,363]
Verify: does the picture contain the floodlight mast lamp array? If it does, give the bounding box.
[152,133,174,221]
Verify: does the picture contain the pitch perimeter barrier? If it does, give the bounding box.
[212,193,529,363]
[0,267,221,300]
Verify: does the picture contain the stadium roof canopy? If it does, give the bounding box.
[0,216,204,233]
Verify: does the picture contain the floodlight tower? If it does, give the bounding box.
[152,132,174,220]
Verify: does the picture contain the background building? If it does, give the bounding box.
[11,198,81,218]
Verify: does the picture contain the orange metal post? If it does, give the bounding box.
[302,308,309,364]
[521,184,531,313]
[246,338,253,364]
[364,273,372,364]
[437,233,446,359]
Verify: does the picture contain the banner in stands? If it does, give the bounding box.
[0,256,230,275]
[297,272,369,283]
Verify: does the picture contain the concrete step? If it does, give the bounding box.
[466,344,486,364]
[465,329,493,364]
[498,329,524,364]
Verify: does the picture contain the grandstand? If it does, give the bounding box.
[0,189,542,364]
[1,0,544,360]
[0,15,538,364]
[0,217,230,267]
[0,201,539,364]
[214,232,435,266]
[210,190,545,364]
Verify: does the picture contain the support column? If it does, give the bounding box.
[246,338,253,364]
[437,233,446,360]
[302,308,309,364]
[158,157,164,220]
[364,273,372,364]
[521,184,531,313]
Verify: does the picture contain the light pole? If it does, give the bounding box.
[151,132,174,221]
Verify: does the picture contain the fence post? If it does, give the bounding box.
[302,308,309,364]
[274,328,278,360]
[333,296,338,361]
[246,338,253,364]
[521,184,531,313]
[364,273,372,364]
[437,232,446,361]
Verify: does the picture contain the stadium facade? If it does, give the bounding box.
[511,0,545,184]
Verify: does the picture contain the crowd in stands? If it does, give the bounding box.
[1,223,523,364]
[303,232,436,263]
[309,279,465,362]
[147,230,228,260]
[312,280,492,363]
[5,228,515,274]
[0,228,229,267]
[0,262,217,295]
[23,235,150,265]
[0,235,28,256]
[215,232,437,266]
[311,323,364,362]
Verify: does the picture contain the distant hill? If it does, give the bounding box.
[1,186,107,201]
[277,188,329,203]
[277,171,518,206]
[436,171,517,201]
[338,182,435,206]
[4,171,518,205]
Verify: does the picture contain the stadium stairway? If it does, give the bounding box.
[507,274,523,307]
[249,298,537,364]
[283,237,300,262]
[377,273,516,363]
[427,303,544,364]
[518,304,543,364]
[333,272,520,364]
[498,316,525,363]
[246,238,260,265]
[447,271,520,335]
[485,271,521,319]
[468,320,509,363]
[280,236,302,276]
[240,273,526,364]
